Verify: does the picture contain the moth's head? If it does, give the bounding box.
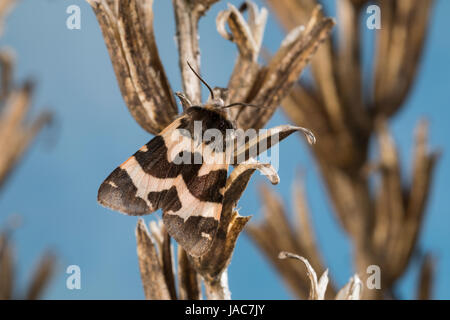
[206,97,225,109]
[186,61,269,125]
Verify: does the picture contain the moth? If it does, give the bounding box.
[98,63,264,257]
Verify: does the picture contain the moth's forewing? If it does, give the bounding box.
[98,107,233,257]
[97,117,186,215]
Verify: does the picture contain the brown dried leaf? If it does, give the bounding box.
[161,230,177,300]
[233,125,316,165]
[25,252,56,300]
[0,49,14,103]
[177,247,201,300]
[292,180,323,271]
[406,120,440,221]
[217,2,267,111]
[0,234,13,300]
[87,0,178,134]
[135,219,171,300]
[373,120,404,257]
[0,0,15,36]
[416,253,434,300]
[0,80,51,190]
[374,0,434,118]
[173,0,220,104]
[237,6,335,129]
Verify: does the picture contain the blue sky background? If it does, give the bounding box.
[0,0,449,299]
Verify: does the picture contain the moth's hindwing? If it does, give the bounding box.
[98,107,233,256]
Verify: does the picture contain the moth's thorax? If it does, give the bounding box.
[202,98,227,116]
[185,105,235,134]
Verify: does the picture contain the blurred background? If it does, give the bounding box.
[0,0,449,299]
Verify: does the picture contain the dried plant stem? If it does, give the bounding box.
[173,0,219,104]
[203,270,231,300]
[136,220,171,300]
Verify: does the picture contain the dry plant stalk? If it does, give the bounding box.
[0,233,56,300]
[88,0,334,299]
[0,1,55,300]
[0,0,15,37]
[248,0,438,299]
[0,0,52,191]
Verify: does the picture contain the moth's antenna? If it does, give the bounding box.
[186,61,215,100]
[221,102,271,110]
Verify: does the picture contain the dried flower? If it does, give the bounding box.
[249,0,438,299]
